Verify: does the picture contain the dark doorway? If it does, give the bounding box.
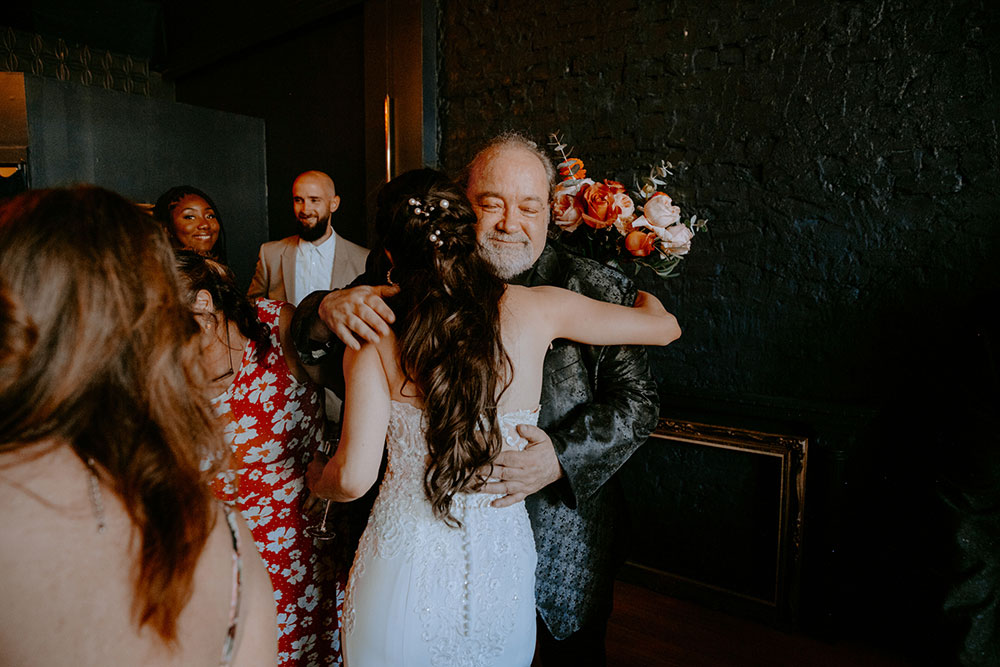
[173,4,367,249]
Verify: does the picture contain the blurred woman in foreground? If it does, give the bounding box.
[0,186,276,666]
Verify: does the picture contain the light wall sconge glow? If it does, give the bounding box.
[384,94,392,182]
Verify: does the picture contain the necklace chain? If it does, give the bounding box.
[211,314,235,384]
[85,457,106,534]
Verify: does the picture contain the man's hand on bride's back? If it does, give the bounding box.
[319,284,400,350]
[477,424,564,508]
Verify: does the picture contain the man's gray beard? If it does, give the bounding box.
[478,238,535,280]
[298,215,330,242]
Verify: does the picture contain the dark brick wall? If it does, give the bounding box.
[438,0,998,407]
[438,0,999,656]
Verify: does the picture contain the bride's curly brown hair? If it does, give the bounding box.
[375,169,512,526]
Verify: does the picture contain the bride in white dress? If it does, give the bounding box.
[306,169,680,667]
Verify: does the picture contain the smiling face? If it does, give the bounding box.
[292,172,340,244]
[170,194,219,252]
[466,145,551,280]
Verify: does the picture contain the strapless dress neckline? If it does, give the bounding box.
[389,398,540,419]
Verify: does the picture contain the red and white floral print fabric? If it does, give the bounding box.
[210,298,345,666]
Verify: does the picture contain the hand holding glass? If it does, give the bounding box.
[304,442,336,541]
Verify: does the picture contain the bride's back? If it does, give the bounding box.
[378,285,558,418]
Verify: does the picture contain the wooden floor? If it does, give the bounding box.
[606,581,913,667]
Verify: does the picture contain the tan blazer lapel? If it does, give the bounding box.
[280,239,297,304]
[331,233,353,290]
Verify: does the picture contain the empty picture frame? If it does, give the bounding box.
[620,418,808,624]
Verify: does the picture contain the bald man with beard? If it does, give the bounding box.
[248,170,368,307]
[249,170,369,425]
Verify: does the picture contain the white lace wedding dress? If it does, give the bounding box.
[342,400,538,667]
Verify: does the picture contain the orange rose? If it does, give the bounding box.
[604,179,627,195]
[624,230,656,257]
[580,181,635,230]
[580,182,617,229]
[558,158,587,181]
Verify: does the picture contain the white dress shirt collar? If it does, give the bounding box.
[293,231,337,306]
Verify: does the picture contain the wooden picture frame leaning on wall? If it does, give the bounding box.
[619,418,808,626]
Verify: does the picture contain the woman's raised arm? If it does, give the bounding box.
[526,285,681,348]
[306,342,390,502]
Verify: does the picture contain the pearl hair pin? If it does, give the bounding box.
[407,196,447,247]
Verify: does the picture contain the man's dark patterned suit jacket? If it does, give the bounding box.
[515,245,658,639]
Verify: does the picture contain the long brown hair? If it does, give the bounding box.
[0,186,223,643]
[174,249,271,363]
[376,169,511,526]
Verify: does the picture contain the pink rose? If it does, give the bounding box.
[658,222,695,256]
[612,193,637,236]
[642,192,681,228]
[631,215,695,256]
[614,192,635,221]
[552,179,593,233]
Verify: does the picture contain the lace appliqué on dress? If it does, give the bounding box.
[345,401,538,667]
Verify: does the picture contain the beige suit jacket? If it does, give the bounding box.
[247,231,369,305]
[248,231,368,423]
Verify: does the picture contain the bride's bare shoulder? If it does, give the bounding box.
[502,284,563,310]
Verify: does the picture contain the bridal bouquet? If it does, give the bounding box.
[547,133,707,280]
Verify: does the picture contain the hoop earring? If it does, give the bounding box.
[386,267,396,286]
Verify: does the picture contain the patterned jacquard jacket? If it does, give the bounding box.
[291,243,659,640]
[513,244,659,639]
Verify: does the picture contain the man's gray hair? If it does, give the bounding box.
[460,131,557,197]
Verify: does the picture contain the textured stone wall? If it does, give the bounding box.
[438,0,999,407]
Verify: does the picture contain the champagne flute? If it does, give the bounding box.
[304,441,337,541]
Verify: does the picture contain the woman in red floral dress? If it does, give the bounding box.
[177,251,346,667]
